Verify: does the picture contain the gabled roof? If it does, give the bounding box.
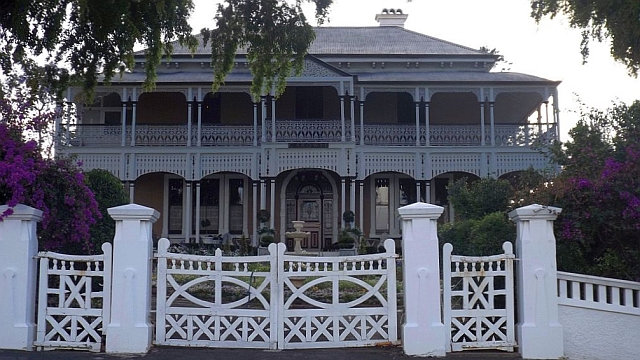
[151,26,491,58]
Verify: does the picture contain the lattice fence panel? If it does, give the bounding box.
[154,239,278,349]
[277,240,398,349]
[443,242,516,352]
[35,243,112,351]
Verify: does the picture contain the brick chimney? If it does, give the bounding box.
[375,8,408,27]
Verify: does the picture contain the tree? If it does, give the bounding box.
[84,169,130,252]
[532,101,640,281]
[0,0,334,100]
[530,0,640,77]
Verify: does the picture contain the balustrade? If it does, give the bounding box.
[60,121,550,148]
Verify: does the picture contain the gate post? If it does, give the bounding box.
[0,204,42,351]
[398,202,445,357]
[509,204,564,359]
[106,204,159,354]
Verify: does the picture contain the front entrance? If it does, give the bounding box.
[283,170,337,251]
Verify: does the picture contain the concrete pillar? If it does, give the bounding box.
[0,204,42,350]
[508,204,564,359]
[106,204,159,354]
[398,202,446,357]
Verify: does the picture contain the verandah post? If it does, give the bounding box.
[106,204,159,354]
[0,204,42,351]
[397,202,446,357]
[508,204,564,359]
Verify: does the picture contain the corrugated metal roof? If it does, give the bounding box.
[148,26,487,57]
[356,71,554,83]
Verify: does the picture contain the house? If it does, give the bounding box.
[55,9,560,251]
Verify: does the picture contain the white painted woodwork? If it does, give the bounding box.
[0,204,42,351]
[443,242,516,352]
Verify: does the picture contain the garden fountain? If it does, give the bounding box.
[285,220,310,254]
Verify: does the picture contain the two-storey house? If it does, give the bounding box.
[55,9,560,251]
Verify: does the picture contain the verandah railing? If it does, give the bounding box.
[59,121,554,147]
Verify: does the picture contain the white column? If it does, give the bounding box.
[253,101,258,146]
[121,88,127,146]
[480,101,486,146]
[260,179,266,211]
[197,88,203,147]
[184,182,192,243]
[552,89,560,141]
[130,88,137,146]
[106,204,159,354]
[252,181,259,246]
[341,178,346,222]
[489,102,496,146]
[425,101,430,146]
[261,96,267,143]
[508,204,564,359]
[0,204,42,351]
[415,181,421,202]
[54,103,62,147]
[398,202,446,357]
[359,88,365,145]
[349,179,356,214]
[195,182,201,242]
[340,95,346,142]
[424,181,431,203]
[271,95,276,142]
[269,179,275,230]
[187,88,193,147]
[358,181,364,229]
[129,182,135,203]
[350,95,356,142]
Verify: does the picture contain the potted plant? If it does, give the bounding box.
[338,227,362,255]
[342,210,355,227]
[257,227,276,254]
[257,209,270,225]
[200,218,214,244]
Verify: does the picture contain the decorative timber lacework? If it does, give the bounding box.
[135,125,189,146]
[359,124,417,146]
[35,244,112,351]
[199,125,254,146]
[277,149,341,173]
[201,154,255,178]
[361,153,417,178]
[66,125,121,147]
[442,242,516,352]
[135,154,188,178]
[153,239,398,349]
[430,125,483,146]
[76,154,122,178]
[431,154,481,178]
[266,120,344,143]
[495,152,550,177]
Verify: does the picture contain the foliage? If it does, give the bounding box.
[338,227,362,249]
[531,101,640,281]
[0,0,197,99]
[447,177,512,221]
[478,46,512,72]
[257,209,271,223]
[258,227,276,247]
[1,0,334,100]
[342,210,355,225]
[0,121,100,253]
[530,0,640,77]
[203,0,332,99]
[84,169,129,252]
[439,212,515,256]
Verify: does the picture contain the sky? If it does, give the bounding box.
[189,0,640,142]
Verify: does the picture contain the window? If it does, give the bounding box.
[168,179,183,234]
[375,178,390,232]
[228,179,244,234]
[372,175,416,236]
[199,179,220,234]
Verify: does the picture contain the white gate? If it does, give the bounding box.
[442,242,516,352]
[154,239,398,349]
[35,243,112,351]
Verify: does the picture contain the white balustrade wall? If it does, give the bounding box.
[556,272,639,360]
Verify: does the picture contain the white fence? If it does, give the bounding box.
[154,238,398,350]
[557,272,639,360]
[34,244,112,351]
[443,242,515,352]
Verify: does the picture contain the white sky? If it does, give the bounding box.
[190,0,640,142]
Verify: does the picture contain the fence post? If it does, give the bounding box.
[106,204,159,354]
[0,204,42,351]
[509,204,564,359]
[398,202,445,357]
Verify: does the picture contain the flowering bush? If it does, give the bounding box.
[1,98,100,253]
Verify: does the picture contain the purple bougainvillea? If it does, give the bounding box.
[1,97,100,253]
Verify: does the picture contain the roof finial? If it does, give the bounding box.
[375,8,408,27]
